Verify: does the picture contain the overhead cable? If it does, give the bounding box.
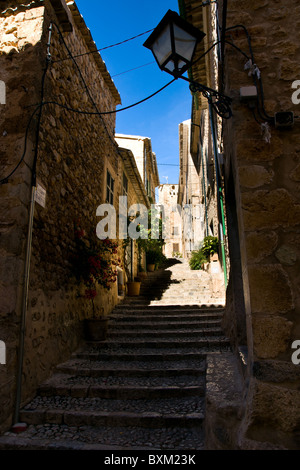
[53,28,154,63]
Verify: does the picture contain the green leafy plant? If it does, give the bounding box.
[201,236,219,258]
[189,250,208,270]
[136,207,166,268]
[189,236,219,270]
[146,249,161,265]
[173,251,182,258]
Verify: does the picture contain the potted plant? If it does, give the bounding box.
[189,249,208,270]
[188,236,219,271]
[127,277,141,296]
[146,250,157,271]
[71,221,121,340]
[202,236,219,260]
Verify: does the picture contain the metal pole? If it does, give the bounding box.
[209,103,228,287]
[13,22,52,425]
[13,185,36,424]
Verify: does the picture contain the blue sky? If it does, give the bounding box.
[75,0,192,187]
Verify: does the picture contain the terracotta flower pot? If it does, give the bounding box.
[147,264,155,272]
[127,281,141,296]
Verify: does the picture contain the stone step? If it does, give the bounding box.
[56,358,207,376]
[37,373,206,399]
[100,308,221,320]
[148,302,225,307]
[111,306,224,313]
[110,311,223,317]
[141,286,223,290]
[139,285,212,290]
[84,337,230,350]
[18,396,205,429]
[113,304,224,311]
[111,308,224,316]
[72,350,220,362]
[108,327,223,337]
[109,320,222,329]
[0,262,228,451]
[0,424,205,450]
[108,318,223,326]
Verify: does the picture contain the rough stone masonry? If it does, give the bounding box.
[219,0,300,449]
[0,0,124,431]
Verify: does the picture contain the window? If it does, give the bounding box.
[169,186,176,197]
[106,170,114,205]
[173,243,179,253]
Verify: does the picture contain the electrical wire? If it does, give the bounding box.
[52,22,113,141]
[189,39,222,69]
[41,78,176,116]
[53,28,154,63]
[224,40,249,61]
[187,1,218,14]
[112,61,155,78]
[1,19,232,185]
[53,2,218,64]
[32,58,51,186]
[2,24,176,185]
[225,24,274,123]
[0,104,42,185]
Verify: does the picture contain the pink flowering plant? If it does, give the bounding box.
[71,221,121,314]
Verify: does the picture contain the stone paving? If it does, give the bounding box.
[0,259,230,450]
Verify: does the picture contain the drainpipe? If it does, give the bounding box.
[14,186,36,425]
[209,103,228,288]
[14,24,52,425]
[200,145,209,236]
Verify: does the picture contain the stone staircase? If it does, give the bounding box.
[0,260,230,450]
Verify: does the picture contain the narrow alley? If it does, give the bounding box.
[0,260,230,451]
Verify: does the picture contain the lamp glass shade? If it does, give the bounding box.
[151,24,172,68]
[144,10,205,78]
[173,24,197,63]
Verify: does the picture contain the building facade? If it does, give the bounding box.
[180,0,300,450]
[158,184,182,258]
[115,134,160,204]
[177,119,207,258]
[0,0,151,432]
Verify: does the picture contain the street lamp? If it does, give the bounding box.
[144,10,232,119]
[143,10,205,79]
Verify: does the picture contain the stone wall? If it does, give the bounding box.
[220,0,300,449]
[198,109,219,239]
[178,119,205,256]
[0,0,127,431]
[158,184,182,258]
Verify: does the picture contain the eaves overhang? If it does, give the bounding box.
[179,0,212,163]
[66,0,122,106]
[119,147,151,209]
